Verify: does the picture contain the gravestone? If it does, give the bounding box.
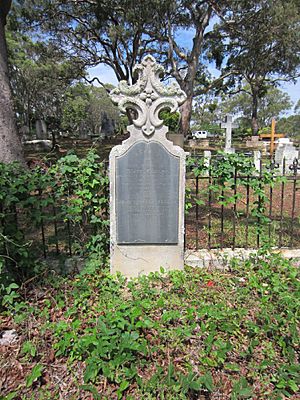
[220,114,238,153]
[19,125,30,141]
[275,141,299,174]
[253,150,261,172]
[101,113,115,138]
[203,150,211,175]
[35,119,48,139]
[109,55,187,278]
[23,139,52,152]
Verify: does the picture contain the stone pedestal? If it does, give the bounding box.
[35,119,48,139]
[167,133,184,148]
[109,56,187,278]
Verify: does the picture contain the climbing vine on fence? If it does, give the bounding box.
[186,152,282,245]
[0,151,109,300]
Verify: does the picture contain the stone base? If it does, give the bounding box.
[166,133,184,148]
[184,248,300,270]
[224,147,235,154]
[111,245,184,278]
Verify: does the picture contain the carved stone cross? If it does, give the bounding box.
[220,114,238,153]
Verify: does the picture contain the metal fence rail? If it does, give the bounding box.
[185,158,300,250]
[1,158,299,262]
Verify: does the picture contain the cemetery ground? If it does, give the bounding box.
[0,252,299,400]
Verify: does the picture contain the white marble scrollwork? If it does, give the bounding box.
[110,55,187,137]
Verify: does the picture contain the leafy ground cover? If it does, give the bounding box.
[0,252,299,399]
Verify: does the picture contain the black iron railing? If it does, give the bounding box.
[185,157,300,250]
[1,158,299,262]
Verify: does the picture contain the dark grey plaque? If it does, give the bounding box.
[116,141,180,244]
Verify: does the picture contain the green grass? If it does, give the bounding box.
[1,252,299,399]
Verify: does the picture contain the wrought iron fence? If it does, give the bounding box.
[1,157,299,263]
[185,157,300,250]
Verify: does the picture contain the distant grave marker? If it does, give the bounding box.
[275,140,299,174]
[259,118,285,156]
[253,150,261,172]
[35,119,48,140]
[220,114,238,153]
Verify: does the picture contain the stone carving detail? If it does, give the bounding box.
[110,55,187,137]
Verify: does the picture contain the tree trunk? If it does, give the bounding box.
[0,5,25,164]
[251,88,259,136]
[178,94,193,137]
[175,7,212,137]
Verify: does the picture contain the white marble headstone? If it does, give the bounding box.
[203,150,211,175]
[220,114,238,154]
[109,56,187,278]
[275,140,299,174]
[253,150,261,172]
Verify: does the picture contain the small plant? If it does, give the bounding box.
[21,340,37,359]
[26,364,43,388]
[1,282,19,308]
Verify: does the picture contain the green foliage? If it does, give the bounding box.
[159,110,180,133]
[277,114,300,140]
[62,84,120,137]
[26,364,43,387]
[231,377,253,399]
[3,251,298,398]
[0,151,109,308]
[210,0,300,136]
[1,282,20,307]
[218,84,292,133]
[21,341,37,359]
[6,29,85,133]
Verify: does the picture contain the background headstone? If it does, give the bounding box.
[101,113,115,138]
[203,150,211,175]
[220,114,238,153]
[275,141,299,174]
[19,125,30,143]
[35,119,48,139]
[253,150,261,172]
[23,139,52,152]
[166,133,184,148]
[109,55,187,278]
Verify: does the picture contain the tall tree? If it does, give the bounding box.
[15,0,220,136]
[219,85,292,133]
[295,99,300,114]
[163,2,213,135]
[6,30,85,134]
[61,83,120,136]
[0,0,25,164]
[15,0,300,138]
[16,0,170,83]
[211,0,300,135]
[277,114,300,140]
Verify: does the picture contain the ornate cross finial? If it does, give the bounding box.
[110,55,187,137]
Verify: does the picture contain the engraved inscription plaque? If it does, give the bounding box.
[116,141,179,244]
